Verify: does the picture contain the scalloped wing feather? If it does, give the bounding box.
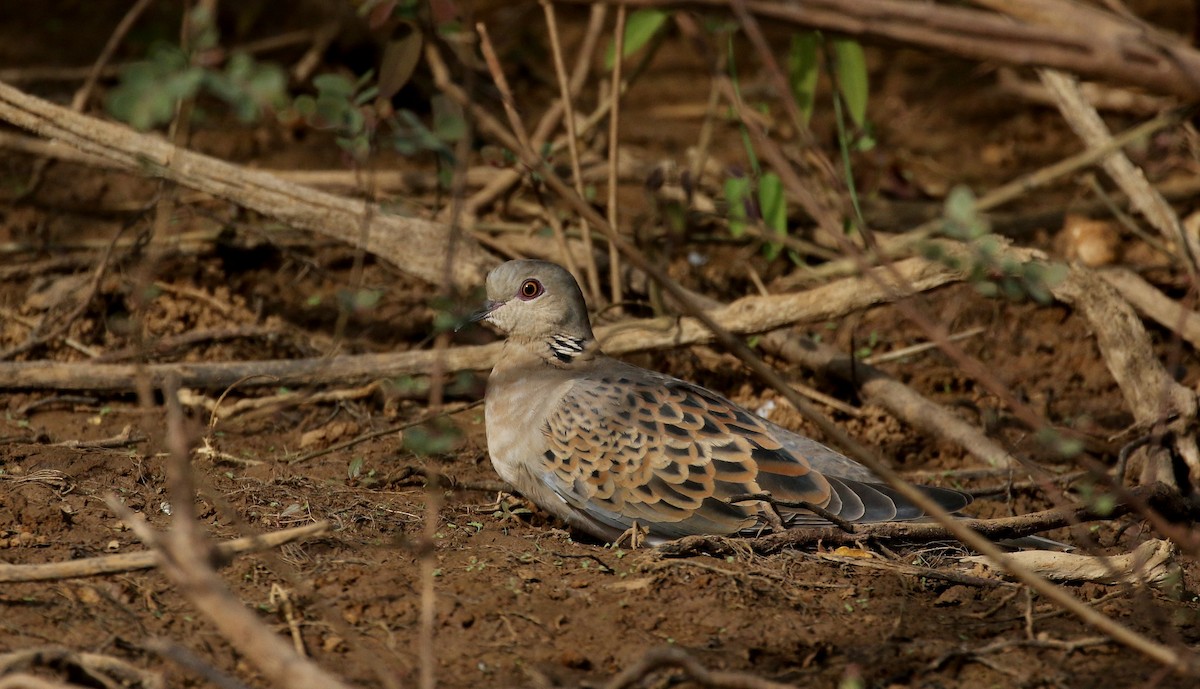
[539,368,838,538]
[537,364,971,541]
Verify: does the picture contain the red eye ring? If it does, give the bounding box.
[518,279,544,300]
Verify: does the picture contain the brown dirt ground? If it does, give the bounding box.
[2,2,1200,688]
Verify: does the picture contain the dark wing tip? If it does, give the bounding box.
[920,484,973,513]
[820,480,972,524]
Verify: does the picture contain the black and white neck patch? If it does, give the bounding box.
[548,335,588,363]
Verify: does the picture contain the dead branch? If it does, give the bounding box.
[0,647,162,689]
[598,251,969,352]
[108,379,354,689]
[1038,68,1195,275]
[0,521,328,583]
[602,646,796,689]
[963,538,1181,590]
[0,674,83,689]
[996,68,1175,115]
[0,130,508,194]
[656,483,1194,556]
[1051,264,1200,490]
[0,81,497,288]
[760,332,1023,470]
[51,424,142,449]
[1101,268,1200,350]
[809,551,1008,588]
[180,382,382,421]
[565,0,1200,99]
[0,254,964,391]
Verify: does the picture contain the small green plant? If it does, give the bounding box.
[724,30,873,261]
[924,186,1067,303]
[788,33,872,150]
[605,9,669,68]
[1033,426,1084,459]
[403,417,461,456]
[107,8,287,130]
[292,71,463,174]
[1075,481,1117,517]
[854,330,880,359]
[723,38,790,261]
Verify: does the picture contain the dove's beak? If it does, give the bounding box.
[457,299,503,331]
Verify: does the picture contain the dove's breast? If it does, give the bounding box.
[484,359,575,490]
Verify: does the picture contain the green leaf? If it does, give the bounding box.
[605,9,668,69]
[377,25,424,99]
[758,172,787,235]
[313,73,357,97]
[832,39,868,129]
[943,184,984,239]
[205,52,288,123]
[973,281,998,298]
[106,43,204,130]
[1041,262,1069,287]
[431,94,466,143]
[403,420,461,456]
[759,172,788,261]
[787,33,820,124]
[724,176,752,237]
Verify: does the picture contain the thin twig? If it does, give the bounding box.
[0,522,328,583]
[287,400,481,465]
[106,378,354,689]
[1038,68,1196,279]
[606,4,628,309]
[541,0,600,301]
[603,646,795,689]
[564,0,1200,99]
[0,223,126,361]
[419,474,441,689]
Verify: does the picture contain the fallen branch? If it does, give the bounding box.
[1052,264,1200,491]
[655,483,1193,556]
[566,0,1200,100]
[0,131,514,194]
[1101,268,1200,350]
[0,81,497,288]
[1037,68,1194,275]
[0,647,162,689]
[602,646,795,689]
[0,253,965,391]
[0,521,328,583]
[760,332,1023,470]
[809,551,1009,588]
[963,538,1181,591]
[108,378,354,689]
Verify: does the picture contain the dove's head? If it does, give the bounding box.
[471,260,594,340]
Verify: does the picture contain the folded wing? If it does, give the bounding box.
[537,366,971,541]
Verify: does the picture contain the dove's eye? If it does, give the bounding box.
[518,279,544,300]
